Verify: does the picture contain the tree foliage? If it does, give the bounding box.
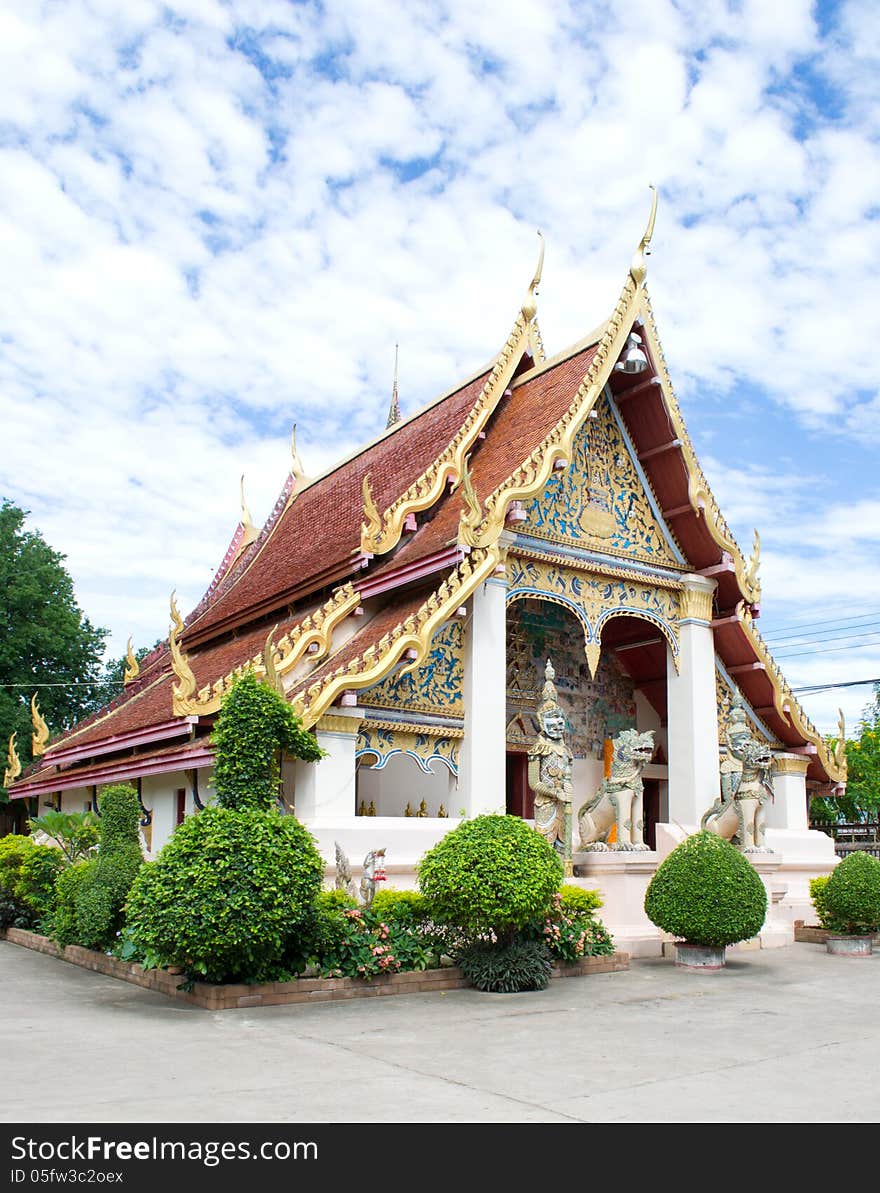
[0,499,107,802]
[811,684,880,823]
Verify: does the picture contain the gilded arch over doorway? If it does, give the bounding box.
[506,554,681,677]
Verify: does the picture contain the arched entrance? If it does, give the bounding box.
[505,596,668,848]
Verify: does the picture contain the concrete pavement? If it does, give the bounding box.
[2,939,878,1123]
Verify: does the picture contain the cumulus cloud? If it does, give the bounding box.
[0,0,877,736]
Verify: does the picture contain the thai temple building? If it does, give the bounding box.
[6,198,846,953]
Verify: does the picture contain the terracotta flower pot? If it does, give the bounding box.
[673,942,726,970]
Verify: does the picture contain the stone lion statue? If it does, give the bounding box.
[577,727,655,851]
[702,694,774,852]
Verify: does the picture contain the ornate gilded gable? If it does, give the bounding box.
[358,620,463,718]
[522,393,682,567]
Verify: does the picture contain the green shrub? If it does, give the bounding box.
[557,885,603,916]
[528,892,615,962]
[370,889,427,925]
[310,906,435,980]
[67,784,143,950]
[0,891,34,930]
[459,939,553,993]
[0,834,63,928]
[418,815,563,943]
[809,875,832,928]
[644,831,767,948]
[282,888,359,974]
[211,671,324,812]
[823,852,880,935]
[52,861,95,947]
[125,807,323,983]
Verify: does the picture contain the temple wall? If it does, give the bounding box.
[356,755,456,818]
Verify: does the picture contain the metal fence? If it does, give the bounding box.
[809,821,880,860]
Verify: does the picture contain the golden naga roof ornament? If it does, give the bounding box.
[123,637,140,686]
[169,590,197,713]
[361,473,382,545]
[630,184,658,285]
[521,230,545,323]
[3,731,22,789]
[831,708,848,782]
[744,530,761,600]
[31,695,50,757]
[263,626,284,694]
[458,458,484,543]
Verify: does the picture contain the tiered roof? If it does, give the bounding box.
[10,207,845,798]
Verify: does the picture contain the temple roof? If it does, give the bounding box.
[9,222,845,795]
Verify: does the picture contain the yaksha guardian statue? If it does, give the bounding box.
[702,694,774,852]
[577,728,655,851]
[527,660,573,858]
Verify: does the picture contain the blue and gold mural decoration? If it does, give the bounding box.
[523,395,682,567]
[507,599,637,759]
[506,555,681,677]
[356,724,460,776]
[359,620,463,717]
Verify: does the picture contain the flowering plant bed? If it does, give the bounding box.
[2,927,628,1010]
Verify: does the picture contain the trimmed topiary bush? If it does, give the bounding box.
[823,852,880,935]
[644,831,767,948]
[52,861,94,947]
[557,885,603,917]
[65,783,143,950]
[125,807,324,983]
[809,875,832,929]
[370,889,428,926]
[211,671,324,812]
[458,938,553,993]
[418,814,563,944]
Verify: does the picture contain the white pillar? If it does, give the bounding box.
[769,753,810,830]
[293,711,363,821]
[459,572,508,816]
[666,574,719,826]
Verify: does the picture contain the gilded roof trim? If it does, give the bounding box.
[361,311,544,556]
[738,604,844,784]
[638,289,761,606]
[292,547,499,728]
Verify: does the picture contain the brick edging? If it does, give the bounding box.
[793,921,880,945]
[1,929,629,1010]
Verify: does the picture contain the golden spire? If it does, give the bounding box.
[169,590,197,709]
[123,637,140,686]
[386,344,401,428]
[521,230,544,322]
[3,731,22,788]
[31,695,50,757]
[630,185,658,285]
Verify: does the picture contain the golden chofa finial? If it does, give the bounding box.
[123,637,140,686]
[289,424,310,498]
[239,475,259,549]
[521,230,545,322]
[31,695,50,757]
[834,708,848,780]
[3,731,22,788]
[630,185,658,285]
[169,590,197,710]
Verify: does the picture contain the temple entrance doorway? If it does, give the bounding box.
[505,596,669,839]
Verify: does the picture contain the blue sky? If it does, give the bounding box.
[1,0,878,735]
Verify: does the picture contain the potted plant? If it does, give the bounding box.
[821,851,880,956]
[644,831,767,969]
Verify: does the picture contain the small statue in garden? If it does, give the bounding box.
[360,848,386,909]
[577,727,655,851]
[702,694,774,852]
[528,660,573,859]
[334,840,358,900]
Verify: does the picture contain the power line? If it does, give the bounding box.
[773,640,880,660]
[773,628,880,656]
[793,677,880,694]
[764,614,880,645]
[760,605,880,638]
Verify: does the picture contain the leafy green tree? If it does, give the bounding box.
[0,499,108,816]
[27,810,100,865]
[811,685,880,824]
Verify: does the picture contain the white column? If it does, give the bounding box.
[459,572,508,816]
[293,711,363,822]
[768,753,810,831]
[666,574,719,826]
